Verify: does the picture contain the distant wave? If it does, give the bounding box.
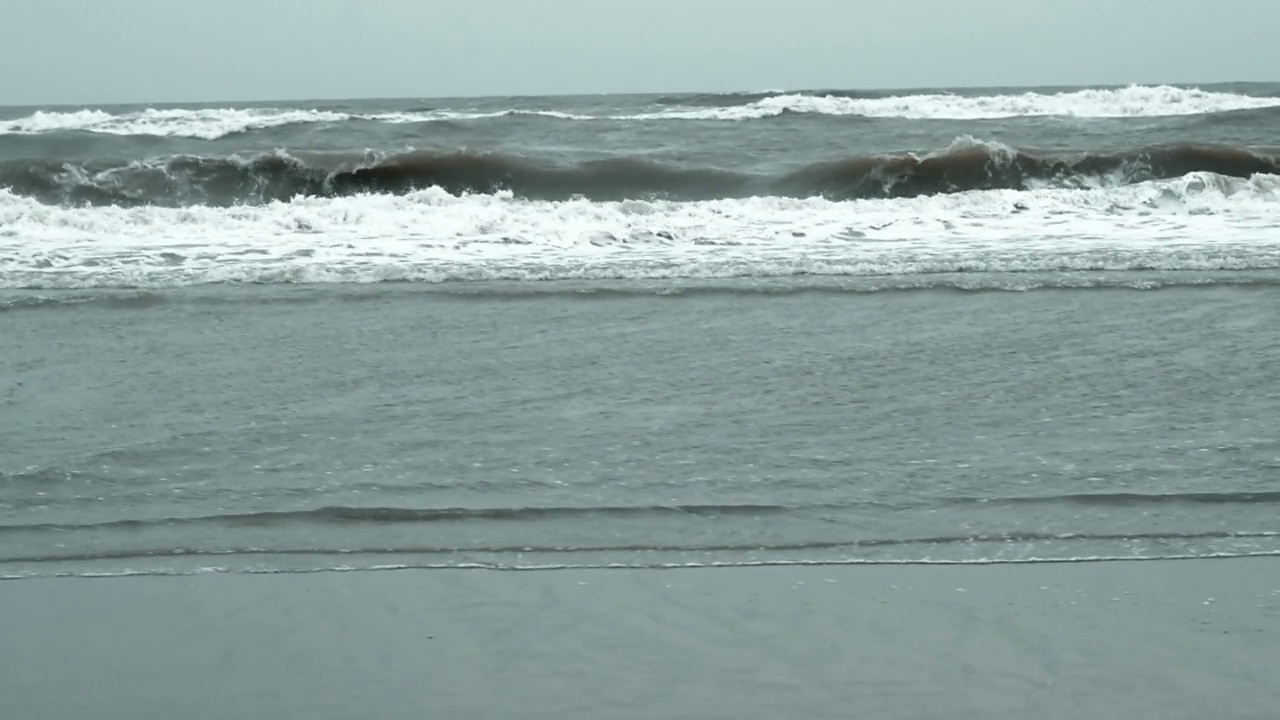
[0,107,356,139]
[0,107,591,139]
[653,90,791,106]
[643,85,1280,121]
[3,138,1278,206]
[3,86,1278,138]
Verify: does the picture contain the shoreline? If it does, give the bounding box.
[4,557,1275,719]
[6,549,1280,582]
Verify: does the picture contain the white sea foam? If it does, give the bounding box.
[0,108,359,140]
[3,86,1276,139]
[3,172,1280,289]
[0,107,605,139]
[369,109,597,123]
[638,85,1280,121]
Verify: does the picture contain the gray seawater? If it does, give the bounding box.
[2,284,1277,577]
[2,83,1280,578]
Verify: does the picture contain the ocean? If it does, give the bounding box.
[2,83,1278,580]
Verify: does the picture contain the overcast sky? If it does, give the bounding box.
[3,0,1277,105]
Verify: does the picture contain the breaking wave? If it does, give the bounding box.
[3,167,1280,290]
[2,86,1277,139]
[0,107,591,140]
[2,139,1278,206]
[646,85,1280,121]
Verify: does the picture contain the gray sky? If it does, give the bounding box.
[3,0,1277,105]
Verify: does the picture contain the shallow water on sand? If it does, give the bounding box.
[3,285,1277,577]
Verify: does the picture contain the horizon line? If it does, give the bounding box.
[1,78,1275,110]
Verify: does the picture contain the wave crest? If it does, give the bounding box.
[2,86,1277,139]
[2,140,1277,206]
[650,85,1280,121]
[3,168,1280,289]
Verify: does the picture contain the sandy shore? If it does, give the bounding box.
[3,558,1276,719]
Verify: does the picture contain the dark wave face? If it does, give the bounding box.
[326,151,756,202]
[772,142,1280,200]
[2,141,1277,206]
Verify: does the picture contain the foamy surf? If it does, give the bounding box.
[644,85,1280,121]
[0,107,593,139]
[4,86,1278,139]
[3,171,1279,289]
[0,107,362,140]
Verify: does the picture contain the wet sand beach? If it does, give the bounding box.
[3,558,1276,719]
